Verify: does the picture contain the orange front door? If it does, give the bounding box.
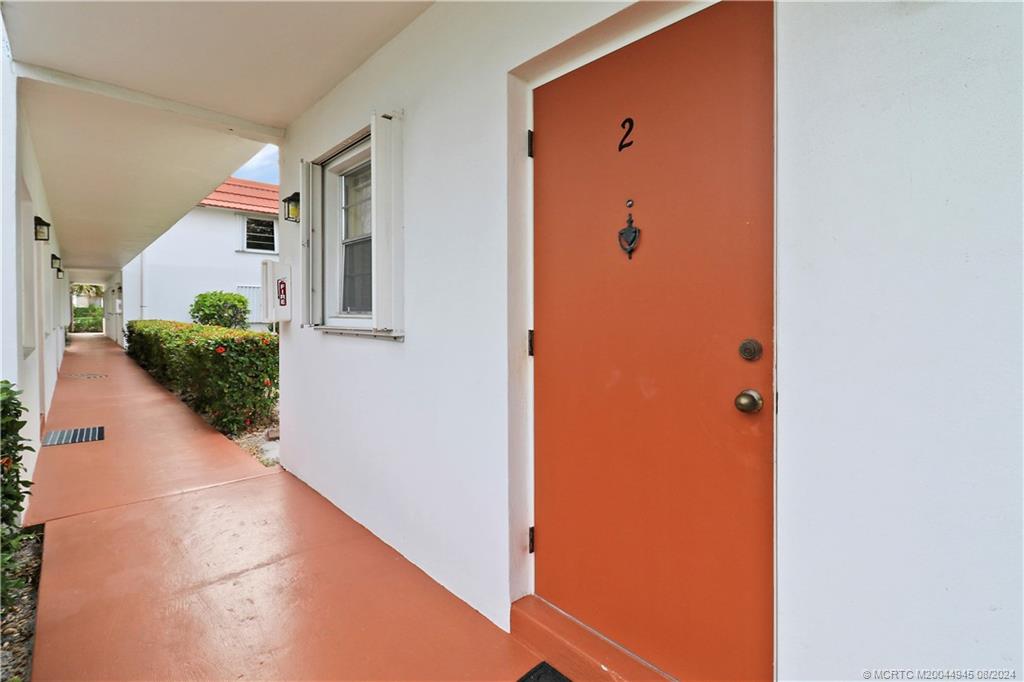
[533,3,774,679]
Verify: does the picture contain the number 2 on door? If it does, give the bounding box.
[619,117,635,151]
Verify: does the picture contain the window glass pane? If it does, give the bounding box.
[342,238,372,313]
[342,163,371,239]
[245,218,276,251]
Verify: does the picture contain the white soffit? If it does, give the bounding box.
[21,79,263,270]
[2,1,431,129]
[65,269,119,285]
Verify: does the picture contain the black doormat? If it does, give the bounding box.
[518,661,571,682]
[42,426,105,446]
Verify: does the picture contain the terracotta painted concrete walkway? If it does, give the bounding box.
[25,334,276,525]
[29,334,540,680]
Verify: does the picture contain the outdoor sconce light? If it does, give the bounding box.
[282,191,300,223]
[34,216,51,241]
[51,254,62,269]
[56,268,65,279]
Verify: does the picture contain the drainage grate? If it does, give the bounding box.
[518,662,571,682]
[67,372,108,380]
[43,426,105,447]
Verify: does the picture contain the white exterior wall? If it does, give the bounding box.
[2,12,69,483]
[272,0,1020,674]
[121,205,277,327]
[776,3,1022,677]
[103,270,123,345]
[280,2,629,631]
[1,12,18,385]
[121,258,139,330]
[16,88,68,482]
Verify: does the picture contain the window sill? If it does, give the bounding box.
[311,325,404,341]
[236,249,279,255]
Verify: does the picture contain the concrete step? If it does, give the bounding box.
[511,595,669,682]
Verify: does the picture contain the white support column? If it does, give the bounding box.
[1,15,20,383]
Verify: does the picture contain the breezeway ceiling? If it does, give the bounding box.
[2,2,430,129]
[2,1,430,271]
[20,79,263,269]
[65,269,119,287]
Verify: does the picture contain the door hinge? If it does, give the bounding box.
[527,129,534,158]
[528,329,534,356]
[528,526,535,553]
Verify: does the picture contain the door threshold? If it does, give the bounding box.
[511,596,673,682]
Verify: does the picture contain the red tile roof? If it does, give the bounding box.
[200,177,279,215]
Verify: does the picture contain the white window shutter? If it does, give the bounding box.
[298,159,310,324]
[301,159,324,326]
[370,112,403,333]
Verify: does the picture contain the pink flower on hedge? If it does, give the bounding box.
[215,346,226,354]
[245,418,251,426]
[261,338,270,345]
[263,378,272,386]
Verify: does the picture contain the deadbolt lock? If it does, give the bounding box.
[738,338,763,362]
[734,389,764,414]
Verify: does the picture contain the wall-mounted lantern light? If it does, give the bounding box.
[56,268,65,279]
[282,191,300,223]
[34,216,51,241]
[50,254,62,269]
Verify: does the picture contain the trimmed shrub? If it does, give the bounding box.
[126,320,278,435]
[1,380,33,607]
[189,291,249,329]
[72,305,103,332]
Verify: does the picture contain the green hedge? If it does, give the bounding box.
[189,291,249,329]
[1,380,33,607]
[125,320,278,435]
[72,305,103,332]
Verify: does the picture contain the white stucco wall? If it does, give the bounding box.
[103,271,123,345]
[2,15,68,483]
[776,2,1022,678]
[1,13,18,385]
[19,111,66,482]
[279,1,629,630]
[277,0,1021,671]
[121,205,277,327]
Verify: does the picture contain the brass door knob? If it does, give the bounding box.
[734,389,763,413]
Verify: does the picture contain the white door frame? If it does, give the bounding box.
[504,4,778,676]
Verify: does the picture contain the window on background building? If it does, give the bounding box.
[244,217,277,252]
[304,113,403,335]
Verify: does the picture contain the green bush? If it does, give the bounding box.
[126,320,277,435]
[189,291,249,329]
[72,305,103,332]
[1,381,33,607]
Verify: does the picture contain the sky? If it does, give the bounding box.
[233,144,279,184]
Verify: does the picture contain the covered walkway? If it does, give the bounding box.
[28,335,540,680]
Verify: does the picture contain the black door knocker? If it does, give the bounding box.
[618,213,640,259]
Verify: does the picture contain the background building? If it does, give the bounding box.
[102,178,278,345]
